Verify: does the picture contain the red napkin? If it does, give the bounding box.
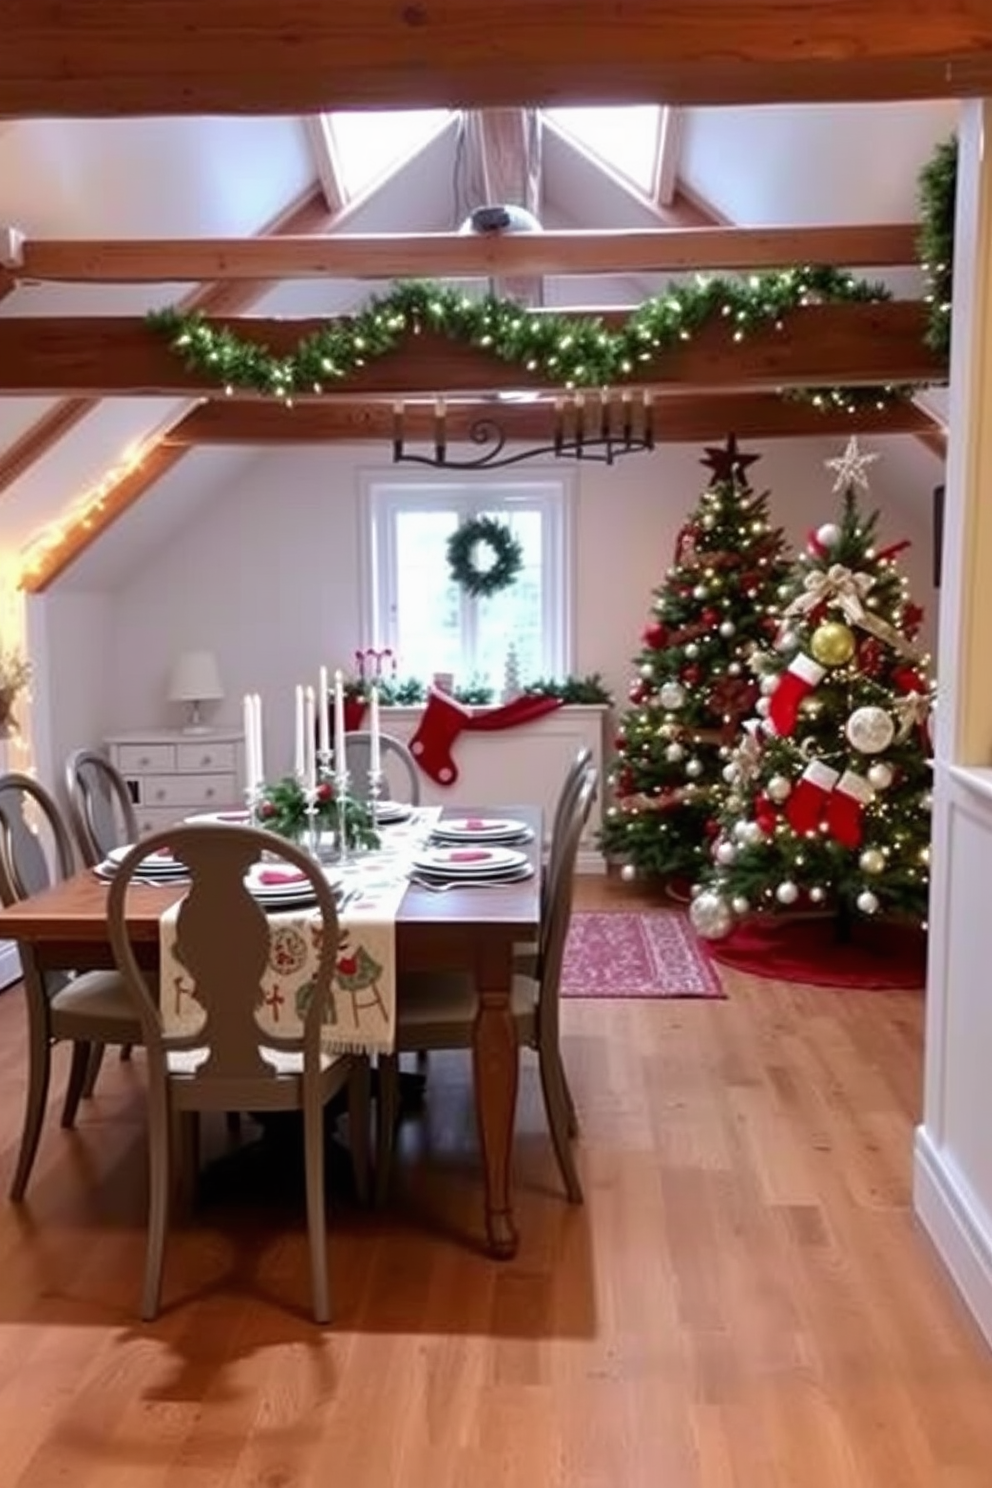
[152,849,175,860]
[258,868,307,885]
[464,818,492,831]
[447,850,492,863]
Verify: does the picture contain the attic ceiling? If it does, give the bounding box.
[0,94,955,591]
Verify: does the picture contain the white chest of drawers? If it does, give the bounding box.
[105,730,244,837]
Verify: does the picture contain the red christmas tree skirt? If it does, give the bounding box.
[702,915,926,990]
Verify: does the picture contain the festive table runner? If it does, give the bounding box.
[159,807,442,1057]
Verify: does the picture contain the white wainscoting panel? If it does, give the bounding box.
[374,704,608,871]
[915,767,992,1350]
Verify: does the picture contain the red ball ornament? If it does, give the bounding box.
[642,621,667,649]
[702,609,720,627]
[681,664,702,685]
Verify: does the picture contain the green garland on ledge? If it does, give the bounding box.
[257,776,380,851]
[917,135,957,358]
[146,267,919,411]
[447,515,523,597]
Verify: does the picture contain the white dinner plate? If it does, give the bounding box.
[183,810,252,826]
[375,800,413,823]
[106,844,188,874]
[412,845,529,876]
[432,816,529,840]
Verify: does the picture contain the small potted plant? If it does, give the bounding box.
[0,651,31,739]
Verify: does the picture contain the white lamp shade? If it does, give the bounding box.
[168,650,223,704]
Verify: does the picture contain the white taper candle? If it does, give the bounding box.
[304,686,316,792]
[252,693,265,788]
[243,693,256,791]
[294,684,305,780]
[318,665,330,758]
[333,669,347,782]
[369,683,381,776]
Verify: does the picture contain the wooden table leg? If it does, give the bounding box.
[472,940,519,1258]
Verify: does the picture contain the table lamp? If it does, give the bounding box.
[168,650,223,733]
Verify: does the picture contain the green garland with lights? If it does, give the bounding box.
[147,268,915,412]
[257,775,380,850]
[447,515,523,597]
[147,139,956,411]
[917,135,957,358]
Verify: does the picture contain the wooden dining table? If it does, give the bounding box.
[0,805,542,1259]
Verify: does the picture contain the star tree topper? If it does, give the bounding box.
[825,435,879,494]
[700,432,761,484]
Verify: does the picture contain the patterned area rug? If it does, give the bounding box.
[561,910,725,999]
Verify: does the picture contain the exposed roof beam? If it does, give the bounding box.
[2,1,989,113]
[0,185,332,502]
[0,303,945,397]
[165,393,944,447]
[302,115,346,213]
[10,224,920,283]
[19,441,189,594]
[654,109,684,211]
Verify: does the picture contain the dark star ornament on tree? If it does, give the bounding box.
[700,432,761,485]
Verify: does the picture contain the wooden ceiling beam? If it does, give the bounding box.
[0,303,946,397]
[2,1,990,113]
[164,393,944,448]
[0,186,332,502]
[11,224,920,283]
[19,442,189,594]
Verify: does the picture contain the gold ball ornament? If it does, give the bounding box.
[810,620,856,667]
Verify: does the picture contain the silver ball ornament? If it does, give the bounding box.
[665,742,685,763]
[816,522,842,549]
[719,620,736,638]
[776,881,799,905]
[743,822,766,846]
[775,629,799,653]
[760,674,778,696]
[867,761,894,790]
[767,774,792,803]
[715,840,737,866]
[684,642,700,659]
[731,896,750,916]
[809,886,826,904]
[620,863,637,883]
[659,681,686,710]
[756,697,771,717]
[693,584,707,600]
[722,763,738,784]
[859,848,885,875]
[728,661,742,676]
[689,890,734,940]
[639,661,655,678]
[856,889,880,915]
[685,758,704,779]
[846,706,895,755]
[701,514,716,531]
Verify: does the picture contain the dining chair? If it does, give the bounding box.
[344,731,421,805]
[514,748,598,981]
[376,773,595,1207]
[0,772,144,1201]
[64,748,139,869]
[107,823,371,1323]
[63,748,140,1085]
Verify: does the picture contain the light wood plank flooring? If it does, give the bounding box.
[0,875,988,1487]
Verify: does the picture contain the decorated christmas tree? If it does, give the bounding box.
[600,436,792,882]
[690,438,934,941]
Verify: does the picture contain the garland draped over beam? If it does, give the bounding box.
[917,136,957,359]
[147,268,920,414]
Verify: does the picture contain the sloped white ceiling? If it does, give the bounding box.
[680,101,959,226]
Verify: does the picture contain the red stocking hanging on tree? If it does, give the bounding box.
[785,760,839,834]
[826,770,874,848]
[768,653,826,735]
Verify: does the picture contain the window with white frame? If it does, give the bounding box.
[362,476,573,693]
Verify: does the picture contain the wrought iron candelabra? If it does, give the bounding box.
[392,390,656,471]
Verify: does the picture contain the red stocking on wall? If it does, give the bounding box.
[408,690,473,786]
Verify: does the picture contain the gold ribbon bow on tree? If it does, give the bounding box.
[784,563,923,662]
[892,689,933,745]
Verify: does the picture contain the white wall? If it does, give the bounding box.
[34,435,941,784]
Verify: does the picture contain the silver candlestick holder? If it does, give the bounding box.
[367,766,384,823]
[245,782,264,827]
[334,770,352,865]
[303,783,322,861]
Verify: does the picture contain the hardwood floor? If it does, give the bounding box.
[0,875,988,1486]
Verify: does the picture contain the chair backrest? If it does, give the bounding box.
[64,748,139,867]
[536,773,595,1054]
[549,747,593,857]
[545,752,597,917]
[344,730,421,805]
[0,772,75,906]
[106,825,341,1099]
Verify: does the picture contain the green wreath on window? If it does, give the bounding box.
[446,515,524,598]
